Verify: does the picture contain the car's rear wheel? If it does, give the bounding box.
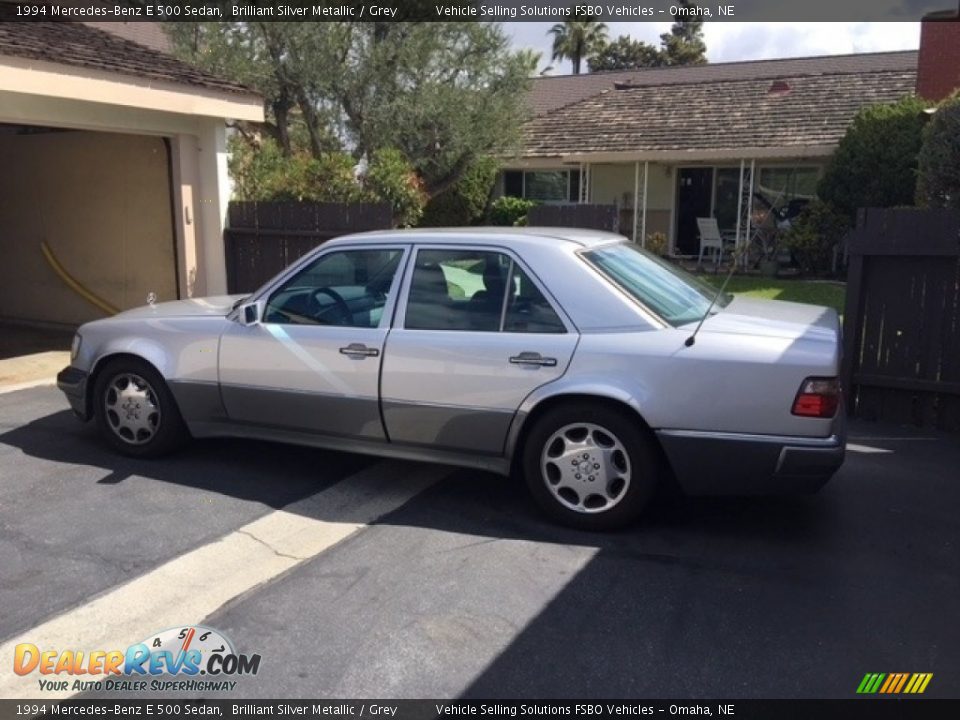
[92,358,187,458]
[522,402,659,530]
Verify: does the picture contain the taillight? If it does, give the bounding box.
[792,377,841,418]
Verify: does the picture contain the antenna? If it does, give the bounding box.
[684,249,740,347]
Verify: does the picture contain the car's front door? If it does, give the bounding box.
[380,246,578,455]
[219,245,407,440]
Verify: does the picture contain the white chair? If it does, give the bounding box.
[696,217,727,268]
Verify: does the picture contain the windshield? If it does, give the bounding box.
[582,243,730,327]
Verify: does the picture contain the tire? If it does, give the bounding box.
[522,402,660,531]
[92,357,188,458]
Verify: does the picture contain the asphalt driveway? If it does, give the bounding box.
[0,385,957,699]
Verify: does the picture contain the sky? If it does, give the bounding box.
[504,22,921,74]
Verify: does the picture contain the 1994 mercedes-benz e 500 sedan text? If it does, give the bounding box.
[58,228,845,529]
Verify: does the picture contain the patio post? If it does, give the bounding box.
[632,161,640,243]
[578,163,584,203]
[735,159,744,260]
[745,158,756,268]
[641,161,649,248]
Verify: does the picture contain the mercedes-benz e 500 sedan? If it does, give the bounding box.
[58,228,845,529]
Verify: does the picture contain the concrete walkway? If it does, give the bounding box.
[0,323,73,390]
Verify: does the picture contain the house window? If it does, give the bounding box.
[711,165,820,234]
[525,171,568,202]
[756,166,819,220]
[502,169,580,203]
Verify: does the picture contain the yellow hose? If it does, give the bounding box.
[40,241,120,316]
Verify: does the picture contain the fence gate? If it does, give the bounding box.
[224,201,393,293]
[527,204,621,234]
[841,208,960,431]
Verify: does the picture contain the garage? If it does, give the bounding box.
[0,125,178,326]
[0,21,263,331]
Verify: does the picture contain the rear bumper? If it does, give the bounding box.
[57,366,90,420]
[656,427,845,496]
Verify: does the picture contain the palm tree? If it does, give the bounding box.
[548,19,609,75]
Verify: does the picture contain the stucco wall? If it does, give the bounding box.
[590,162,673,241]
[0,130,177,326]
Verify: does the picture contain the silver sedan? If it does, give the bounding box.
[58,228,845,529]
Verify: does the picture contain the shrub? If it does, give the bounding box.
[489,196,537,226]
[818,96,928,221]
[363,148,426,227]
[645,232,668,256]
[917,93,960,209]
[781,200,850,275]
[420,157,499,227]
[228,137,365,203]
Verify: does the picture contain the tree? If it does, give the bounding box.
[168,22,534,197]
[588,35,663,72]
[818,96,928,221]
[420,157,499,226]
[917,94,960,210]
[660,1,707,66]
[549,19,608,75]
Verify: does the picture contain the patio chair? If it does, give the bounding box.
[696,217,729,268]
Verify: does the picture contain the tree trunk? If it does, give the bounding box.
[272,93,292,156]
[573,53,581,75]
[297,91,323,159]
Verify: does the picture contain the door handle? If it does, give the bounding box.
[509,351,557,367]
[339,343,380,358]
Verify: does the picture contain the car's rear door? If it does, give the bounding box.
[380,245,578,455]
[219,244,408,440]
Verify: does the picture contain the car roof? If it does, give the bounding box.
[331,226,626,250]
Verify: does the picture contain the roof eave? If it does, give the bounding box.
[0,53,264,122]
[512,145,838,165]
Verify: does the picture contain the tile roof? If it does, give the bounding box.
[0,21,256,96]
[84,21,174,54]
[522,66,918,158]
[528,50,919,117]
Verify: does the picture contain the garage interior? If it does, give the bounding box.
[0,123,179,331]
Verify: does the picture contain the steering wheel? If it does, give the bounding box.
[309,287,352,325]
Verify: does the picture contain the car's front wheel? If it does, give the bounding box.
[92,358,187,458]
[522,402,660,530]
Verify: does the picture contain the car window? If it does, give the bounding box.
[264,248,403,327]
[404,248,565,334]
[503,265,566,334]
[582,243,728,327]
[405,249,508,331]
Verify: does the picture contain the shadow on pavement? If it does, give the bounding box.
[2,402,959,698]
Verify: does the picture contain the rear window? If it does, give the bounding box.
[582,243,729,327]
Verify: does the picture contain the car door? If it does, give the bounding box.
[380,245,578,455]
[219,245,408,440]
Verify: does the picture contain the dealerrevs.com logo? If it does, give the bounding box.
[13,626,261,693]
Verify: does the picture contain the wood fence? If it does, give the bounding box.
[527,204,621,234]
[842,208,960,430]
[224,201,393,293]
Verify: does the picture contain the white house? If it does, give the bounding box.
[500,51,918,256]
[0,20,263,327]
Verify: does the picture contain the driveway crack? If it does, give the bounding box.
[235,529,306,562]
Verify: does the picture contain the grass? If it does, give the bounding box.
[701,275,846,316]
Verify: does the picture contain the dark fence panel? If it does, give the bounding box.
[224,201,393,293]
[527,204,621,234]
[842,208,960,431]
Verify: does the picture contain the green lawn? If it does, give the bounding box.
[702,275,846,316]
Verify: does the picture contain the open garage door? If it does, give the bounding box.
[0,125,178,328]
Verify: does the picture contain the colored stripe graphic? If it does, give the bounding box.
[857,672,932,694]
[892,673,910,693]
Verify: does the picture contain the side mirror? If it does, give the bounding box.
[238,301,262,326]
